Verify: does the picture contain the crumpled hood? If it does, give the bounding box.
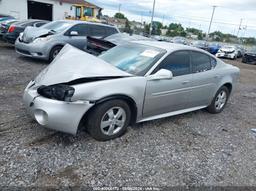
[22,26,52,43]
[35,45,132,86]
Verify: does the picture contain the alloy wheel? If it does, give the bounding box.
[100,107,126,136]
[215,90,227,110]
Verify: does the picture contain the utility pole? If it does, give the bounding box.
[149,0,156,36]
[237,18,243,37]
[207,5,217,39]
[162,14,165,26]
[118,4,121,13]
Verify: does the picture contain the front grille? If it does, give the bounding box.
[224,51,235,54]
[16,48,31,55]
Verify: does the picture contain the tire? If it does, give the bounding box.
[49,46,63,62]
[242,57,247,63]
[207,86,230,114]
[86,99,131,141]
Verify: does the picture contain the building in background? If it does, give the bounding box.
[106,17,126,30]
[0,0,101,21]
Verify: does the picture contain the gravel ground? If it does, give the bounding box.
[0,42,256,188]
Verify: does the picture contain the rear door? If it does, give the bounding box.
[189,51,218,107]
[64,23,89,50]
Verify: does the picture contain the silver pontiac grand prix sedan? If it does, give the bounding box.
[23,41,240,141]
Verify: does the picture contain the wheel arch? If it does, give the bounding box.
[80,94,138,129]
[49,44,65,60]
[222,82,232,94]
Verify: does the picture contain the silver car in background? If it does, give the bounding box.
[15,20,119,61]
[216,45,239,60]
[23,41,240,141]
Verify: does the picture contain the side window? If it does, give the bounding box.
[90,25,107,37]
[191,51,212,73]
[210,57,217,68]
[68,24,89,36]
[157,51,191,77]
[106,27,118,36]
[35,22,46,27]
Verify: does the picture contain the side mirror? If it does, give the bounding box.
[148,69,173,80]
[70,31,78,36]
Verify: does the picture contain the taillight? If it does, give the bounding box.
[8,25,15,33]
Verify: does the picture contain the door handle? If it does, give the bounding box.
[182,81,190,85]
[214,75,220,79]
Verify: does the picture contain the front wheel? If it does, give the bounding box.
[86,100,131,141]
[49,46,63,62]
[207,86,230,114]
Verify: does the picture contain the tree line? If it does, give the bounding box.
[114,13,255,45]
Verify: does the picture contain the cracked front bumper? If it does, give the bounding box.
[23,81,94,135]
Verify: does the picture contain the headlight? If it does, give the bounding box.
[33,36,52,43]
[19,32,24,40]
[37,84,75,102]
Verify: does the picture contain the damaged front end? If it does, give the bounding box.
[23,45,132,134]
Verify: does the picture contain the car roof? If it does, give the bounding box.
[14,19,48,26]
[54,20,117,28]
[104,33,153,45]
[133,40,198,52]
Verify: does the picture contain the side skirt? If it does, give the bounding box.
[138,106,207,123]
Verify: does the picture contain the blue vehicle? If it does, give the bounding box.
[208,42,221,55]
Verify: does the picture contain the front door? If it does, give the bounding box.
[143,50,193,118]
[64,24,89,50]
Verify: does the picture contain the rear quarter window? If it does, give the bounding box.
[106,27,118,36]
[210,57,217,68]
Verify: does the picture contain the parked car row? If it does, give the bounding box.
[0,19,49,43]
[167,37,253,64]
[1,18,120,61]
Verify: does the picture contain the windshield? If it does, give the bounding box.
[222,46,235,49]
[41,21,72,33]
[99,43,166,76]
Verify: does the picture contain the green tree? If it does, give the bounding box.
[114,13,126,19]
[152,21,163,35]
[143,21,163,36]
[166,23,186,37]
[209,31,237,42]
[186,27,204,40]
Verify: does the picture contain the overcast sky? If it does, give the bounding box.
[87,0,256,37]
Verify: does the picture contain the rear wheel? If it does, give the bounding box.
[207,86,230,114]
[86,99,131,141]
[49,46,63,62]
